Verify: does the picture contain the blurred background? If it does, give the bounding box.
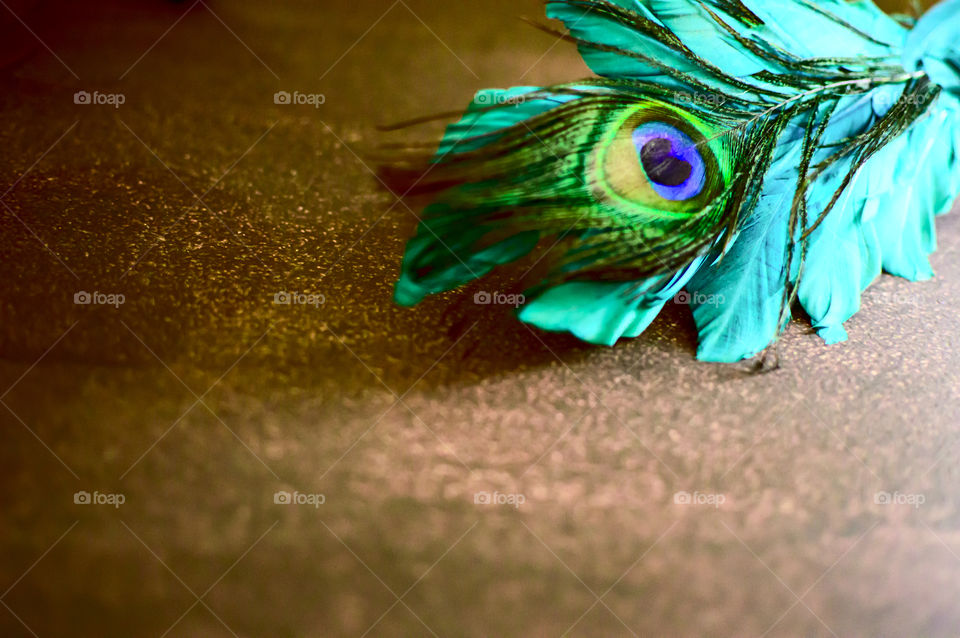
[1,1,958,636]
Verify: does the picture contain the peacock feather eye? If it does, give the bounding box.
[633,122,706,201]
[591,102,729,218]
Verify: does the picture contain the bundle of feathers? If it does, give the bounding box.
[379,0,960,363]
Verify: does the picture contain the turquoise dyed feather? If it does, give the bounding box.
[381,0,960,363]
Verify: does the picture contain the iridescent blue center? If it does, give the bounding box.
[632,122,706,201]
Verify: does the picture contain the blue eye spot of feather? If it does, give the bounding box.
[632,122,706,201]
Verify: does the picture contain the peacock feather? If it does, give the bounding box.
[378,0,960,363]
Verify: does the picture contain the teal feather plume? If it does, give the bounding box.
[378,0,960,363]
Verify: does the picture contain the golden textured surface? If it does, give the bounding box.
[1,1,959,636]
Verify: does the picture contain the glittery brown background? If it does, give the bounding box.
[1,1,958,636]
